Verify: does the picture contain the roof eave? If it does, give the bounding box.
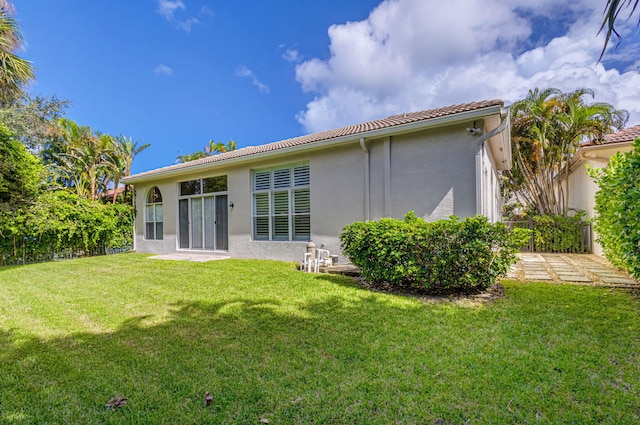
[124,104,504,185]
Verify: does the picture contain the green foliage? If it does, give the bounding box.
[505,87,627,216]
[0,190,133,265]
[0,123,42,207]
[341,213,530,293]
[531,213,589,253]
[0,94,69,149]
[589,138,640,276]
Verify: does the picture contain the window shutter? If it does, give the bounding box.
[254,171,271,191]
[293,189,310,214]
[293,165,310,187]
[273,168,291,188]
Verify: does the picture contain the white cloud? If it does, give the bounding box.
[153,64,174,76]
[156,0,185,21]
[156,0,211,33]
[282,49,303,63]
[295,0,640,133]
[236,65,270,94]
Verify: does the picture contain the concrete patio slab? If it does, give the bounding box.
[148,253,231,262]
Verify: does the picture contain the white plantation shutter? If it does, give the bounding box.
[252,164,310,241]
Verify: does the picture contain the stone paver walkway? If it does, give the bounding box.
[506,253,638,287]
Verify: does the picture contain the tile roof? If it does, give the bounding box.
[125,99,504,182]
[582,124,640,147]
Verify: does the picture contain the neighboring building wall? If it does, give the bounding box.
[567,158,613,256]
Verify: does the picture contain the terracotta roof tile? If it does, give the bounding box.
[582,124,640,147]
[125,99,504,181]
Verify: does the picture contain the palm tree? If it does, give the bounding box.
[506,87,627,216]
[176,150,208,163]
[599,0,640,61]
[555,88,628,214]
[0,1,35,104]
[111,134,150,203]
[205,139,237,155]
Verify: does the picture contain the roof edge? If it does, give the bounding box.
[124,103,505,184]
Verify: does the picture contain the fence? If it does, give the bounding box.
[0,243,133,267]
[506,219,592,253]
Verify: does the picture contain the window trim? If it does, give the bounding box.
[252,163,310,242]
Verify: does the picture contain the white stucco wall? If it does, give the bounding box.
[130,119,505,263]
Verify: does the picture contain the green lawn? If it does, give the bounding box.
[1,254,639,424]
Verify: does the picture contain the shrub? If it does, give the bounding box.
[0,190,133,265]
[531,213,589,253]
[340,212,530,294]
[589,138,640,277]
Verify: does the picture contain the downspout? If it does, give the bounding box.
[474,112,510,216]
[360,137,370,221]
[131,187,137,252]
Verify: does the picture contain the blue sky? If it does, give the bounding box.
[12,0,640,174]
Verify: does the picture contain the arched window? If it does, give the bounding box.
[145,187,163,240]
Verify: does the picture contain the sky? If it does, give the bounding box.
[12,0,640,175]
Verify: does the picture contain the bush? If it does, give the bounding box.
[531,213,589,253]
[0,190,133,265]
[340,213,530,294]
[589,138,640,277]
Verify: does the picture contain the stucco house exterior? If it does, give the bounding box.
[122,99,511,262]
[567,125,640,255]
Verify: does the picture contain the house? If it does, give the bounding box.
[122,99,511,262]
[567,124,640,255]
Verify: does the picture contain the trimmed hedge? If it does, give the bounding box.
[340,213,530,294]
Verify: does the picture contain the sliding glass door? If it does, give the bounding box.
[177,176,228,251]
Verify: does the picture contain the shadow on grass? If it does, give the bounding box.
[1,281,639,424]
[0,293,439,424]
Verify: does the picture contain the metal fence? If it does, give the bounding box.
[506,219,592,253]
[0,244,133,267]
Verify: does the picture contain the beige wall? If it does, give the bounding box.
[132,119,504,263]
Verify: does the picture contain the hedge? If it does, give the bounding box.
[340,212,530,294]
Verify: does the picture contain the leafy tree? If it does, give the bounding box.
[0,1,34,104]
[504,87,627,216]
[0,123,41,209]
[599,0,640,61]
[0,94,69,150]
[589,138,640,277]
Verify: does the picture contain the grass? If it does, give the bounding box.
[1,253,639,424]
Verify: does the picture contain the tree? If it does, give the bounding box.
[0,123,41,209]
[176,139,237,163]
[0,1,35,104]
[176,150,207,163]
[50,119,116,200]
[599,0,640,61]
[505,87,627,216]
[110,134,150,203]
[205,139,237,155]
[589,138,640,276]
[0,94,69,150]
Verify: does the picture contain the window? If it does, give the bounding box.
[180,176,227,196]
[145,187,163,240]
[252,164,310,241]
